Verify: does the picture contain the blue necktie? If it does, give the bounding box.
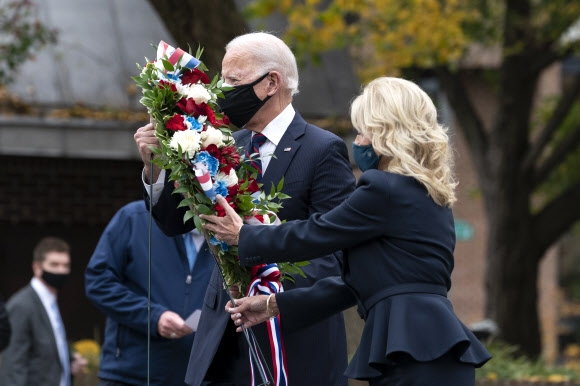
[183,233,198,271]
[248,133,268,182]
[51,301,70,386]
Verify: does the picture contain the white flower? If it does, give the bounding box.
[176,83,211,104]
[200,125,224,148]
[169,130,201,159]
[215,168,238,187]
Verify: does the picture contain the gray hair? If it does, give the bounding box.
[226,32,299,96]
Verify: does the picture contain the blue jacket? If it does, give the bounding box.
[85,201,214,385]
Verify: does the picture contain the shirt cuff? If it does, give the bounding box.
[142,169,166,206]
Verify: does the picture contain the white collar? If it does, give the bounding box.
[31,277,57,305]
[258,104,295,145]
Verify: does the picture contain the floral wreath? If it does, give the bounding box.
[132,41,306,295]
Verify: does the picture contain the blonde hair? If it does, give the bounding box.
[350,77,457,207]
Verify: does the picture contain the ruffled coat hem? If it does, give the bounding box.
[344,294,492,380]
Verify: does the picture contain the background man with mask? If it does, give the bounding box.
[134,31,356,386]
[0,237,87,386]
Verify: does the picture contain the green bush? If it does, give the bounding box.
[476,341,579,382]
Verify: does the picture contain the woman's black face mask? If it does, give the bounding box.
[218,73,271,128]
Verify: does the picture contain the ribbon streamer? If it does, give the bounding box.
[157,40,200,73]
[247,264,288,386]
[194,163,216,202]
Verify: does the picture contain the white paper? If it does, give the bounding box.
[185,309,202,332]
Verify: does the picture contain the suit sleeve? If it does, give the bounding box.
[85,211,167,337]
[144,172,194,237]
[0,300,32,385]
[274,135,358,331]
[276,276,357,333]
[0,296,11,352]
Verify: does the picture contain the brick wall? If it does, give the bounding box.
[0,155,144,341]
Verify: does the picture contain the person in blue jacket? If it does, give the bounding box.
[85,200,214,386]
[201,77,492,386]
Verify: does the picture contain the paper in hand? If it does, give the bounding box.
[185,309,202,332]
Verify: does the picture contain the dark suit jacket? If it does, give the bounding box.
[0,285,65,386]
[150,112,356,386]
[0,295,11,352]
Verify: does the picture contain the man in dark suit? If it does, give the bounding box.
[0,237,86,386]
[134,31,356,386]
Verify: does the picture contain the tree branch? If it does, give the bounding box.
[434,67,489,175]
[532,180,580,256]
[147,0,248,76]
[524,74,580,175]
[533,123,580,188]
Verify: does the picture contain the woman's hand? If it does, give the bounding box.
[200,195,244,245]
[226,295,277,332]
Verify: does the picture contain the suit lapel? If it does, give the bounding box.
[28,286,61,360]
[261,112,305,188]
[234,129,252,155]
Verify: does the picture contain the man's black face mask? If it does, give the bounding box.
[218,73,271,128]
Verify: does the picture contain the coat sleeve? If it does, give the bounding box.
[144,172,194,237]
[238,171,389,264]
[0,299,31,386]
[84,211,167,336]
[274,134,359,332]
[0,296,11,352]
[276,276,357,333]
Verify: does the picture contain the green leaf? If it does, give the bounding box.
[183,210,196,223]
[194,215,204,234]
[196,204,214,215]
[161,59,174,71]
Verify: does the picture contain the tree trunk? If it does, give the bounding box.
[485,207,543,358]
[147,0,248,77]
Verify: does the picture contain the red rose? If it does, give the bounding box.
[176,97,197,115]
[221,146,241,168]
[200,103,218,125]
[215,198,236,217]
[220,165,232,175]
[165,114,186,131]
[181,68,210,85]
[158,80,177,92]
[215,113,230,127]
[239,178,260,194]
[227,184,240,198]
[204,144,221,159]
[176,99,217,125]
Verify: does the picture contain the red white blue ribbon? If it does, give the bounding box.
[194,164,216,201]
[157,40,200,72]
[247,264,288,386]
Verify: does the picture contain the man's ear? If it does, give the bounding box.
[267,72,281,96]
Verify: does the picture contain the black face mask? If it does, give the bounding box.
[41,270,69,291]
[218,73,271,128]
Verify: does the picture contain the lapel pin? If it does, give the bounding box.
[284,147,291,152]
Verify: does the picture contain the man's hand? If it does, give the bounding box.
[70,352,88,376]
[200,195,244,245]
[157,310,194,339]
[134,120,161,184]
[226,295,276,332]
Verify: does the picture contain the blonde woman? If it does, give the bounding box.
[201,77,491,385]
